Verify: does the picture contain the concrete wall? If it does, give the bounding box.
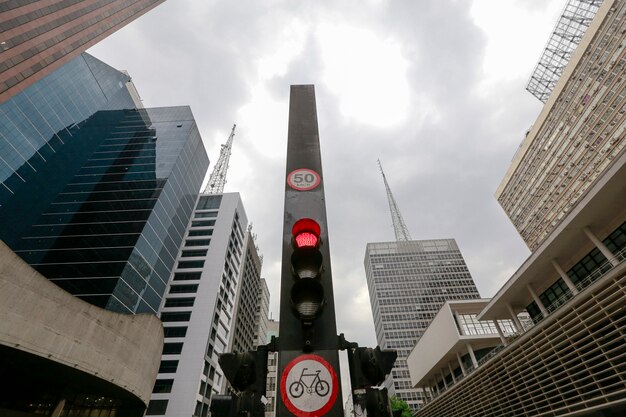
[0,240,163,405]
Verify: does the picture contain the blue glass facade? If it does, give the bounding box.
[0,53,136,188]
[0,54,209,314]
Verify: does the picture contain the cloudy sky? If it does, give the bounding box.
[89,0,564,395]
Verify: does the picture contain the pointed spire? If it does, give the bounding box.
[378,159,412,241]
[204,124,236,194]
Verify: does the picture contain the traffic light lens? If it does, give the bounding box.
[291,279,324,321]
[292,219,321,248]
[291,247,323,279]
[295,231,318,248]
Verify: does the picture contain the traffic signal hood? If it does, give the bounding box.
[217,347,270,417]
[219,352,258,392]
[349,346,397,388]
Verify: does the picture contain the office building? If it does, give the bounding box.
[149,192,252,417]
[406,300,527,398]
[364,239,481,411]
[0,0,165,103]
[409,1,626,415]
[255,277,271,346]
[0,53,209,313]
[229,232,264,354]
[497,0,624,251]
[265,319,279,417]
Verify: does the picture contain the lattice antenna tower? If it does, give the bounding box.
[204,124,236,194]
[378,159,412,241]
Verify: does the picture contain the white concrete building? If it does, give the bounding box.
[409,1,626,415]
[406,300,523,396]
[148,193,249,417]
[255,278,271,346]
[228,231,264,356]
[265,319,280,417]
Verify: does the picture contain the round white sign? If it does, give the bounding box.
[287,168,321,191]
[280,354,338,417]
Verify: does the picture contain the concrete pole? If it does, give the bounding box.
[493,320,508,345]
[453,310,465,334]
[506,304,523,332]
[456,351,467,376]
[466,343,478,368]
[551,259,579,294]
[583,227,618,266]
[527,284,549,316]
[440,368,448,388]
[448,362,457,383]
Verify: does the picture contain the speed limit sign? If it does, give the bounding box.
[287,168,321,191]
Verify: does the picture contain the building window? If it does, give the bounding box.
[163,326,187,338]
[195,211,218,218]
[163,342,184,355]
[197,195,222,210]
[146,400,168,415]
[189,229,213,236]
[186,239,211,247]
[178,260,205,269]
[165,297,195,308]
[173,272,201,281]
[161,312,191,322]
[191,220,216,227]
[158,360,178,373]
[181,249,208,257]
[169,284,198,294]
[152,379,174,393]
[603,221,626,253]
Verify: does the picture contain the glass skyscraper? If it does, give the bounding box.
[0,53,209,314]
[364,239,481,411]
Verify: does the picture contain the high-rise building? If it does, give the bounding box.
[0,53,209,313]
[229,231,264,354]
[496,0,625,252]
[255,277,271,346]
[149,192,251,417]
[0,0,165,103]
[265,319,279,417]
[408,1,626,416]
[365,163,481,411]
[364,239,481,411]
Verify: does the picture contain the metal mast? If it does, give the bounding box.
[204,124,236,194]
[378,159,412,241]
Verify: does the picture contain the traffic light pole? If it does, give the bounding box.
[276,85,343,417]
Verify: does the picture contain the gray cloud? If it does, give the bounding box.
[89,0,558,398]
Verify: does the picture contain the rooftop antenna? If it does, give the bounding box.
[204,124,236,194]
[378,159,412,241]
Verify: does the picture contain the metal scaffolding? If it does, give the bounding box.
[526,0,603,103]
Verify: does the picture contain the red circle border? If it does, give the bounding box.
[280,354,338,417]
[287,168,321,191]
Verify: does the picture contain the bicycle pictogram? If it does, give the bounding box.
[288,367,330,398]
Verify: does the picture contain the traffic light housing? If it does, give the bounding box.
[348,346,397,388]
[289,218,325,325]
[218,346,269,417]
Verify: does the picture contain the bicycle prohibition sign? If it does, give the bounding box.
[289,367,330,398]
[281,354,339,417]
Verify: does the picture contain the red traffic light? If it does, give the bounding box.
[292,218,321,248]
